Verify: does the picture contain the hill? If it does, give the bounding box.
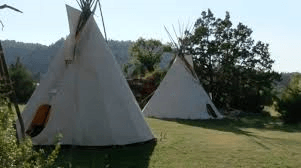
[2,39,132,80]
[2,39,64,78]
[274,72,301,94]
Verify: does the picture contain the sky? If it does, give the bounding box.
[0,0,300,73]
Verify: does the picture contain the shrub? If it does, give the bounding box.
[144,69,167,85]
[277,74,301,124]
[0,100,61,167]
[9,58,35,104]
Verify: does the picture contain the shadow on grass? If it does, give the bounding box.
[174,118,255,137]
[38,140,156,168]
[169,115,301,135]
[166,116,301,150]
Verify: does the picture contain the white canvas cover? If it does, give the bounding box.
[16,5,154,146]
[143,55,223,119]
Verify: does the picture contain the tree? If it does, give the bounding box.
[277,73,301,123]
[184,9,281,112]
[9,57,35,104]
[128,38,171,77]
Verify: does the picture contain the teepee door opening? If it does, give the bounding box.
[26,104,52,137]
[206,104,218,118]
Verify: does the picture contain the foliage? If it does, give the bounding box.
[274,72,299,95]
[2,40,47,51]
[184,9,281,112]
[9,57,36,103]
[277,73,301,123]
[127,69,167,108]
[0,101,61,167]
[128,38,172,78]
[144,69,167,85]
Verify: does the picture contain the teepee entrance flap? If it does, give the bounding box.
[26,104,52,137]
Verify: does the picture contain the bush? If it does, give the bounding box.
[144,69,167,85]
[277,74,301,124]
[9,58,36,104]
[0,100,61,167]
[278,96,301,124]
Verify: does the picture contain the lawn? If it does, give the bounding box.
[55,115,301,168]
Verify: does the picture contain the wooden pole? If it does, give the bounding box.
[0,4,23,13]
[98,1,108,43]
[0,42,25,139]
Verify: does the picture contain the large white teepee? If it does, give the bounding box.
[143,55,223,119]
[16,5,154,146]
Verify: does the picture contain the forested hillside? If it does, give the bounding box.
[2,39,63,78]
[2,39,132,80]
[1,39,297,90]
[107,40,132,65]
[274,72,301,93]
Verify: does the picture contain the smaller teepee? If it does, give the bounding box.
[143,54,223,119]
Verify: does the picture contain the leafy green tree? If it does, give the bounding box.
[128,38,171,77]
[184,9,281,111]
[277,73,301,123]
[9,57,35,104]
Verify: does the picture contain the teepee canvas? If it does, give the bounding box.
[143,55,223,119]
[16,5,154,146]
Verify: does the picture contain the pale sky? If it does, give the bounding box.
[0,0,300,73]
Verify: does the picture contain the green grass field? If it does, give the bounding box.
[55,115,301,168]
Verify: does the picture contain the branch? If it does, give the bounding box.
[0,4,23,13]
[0,20,4,30]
